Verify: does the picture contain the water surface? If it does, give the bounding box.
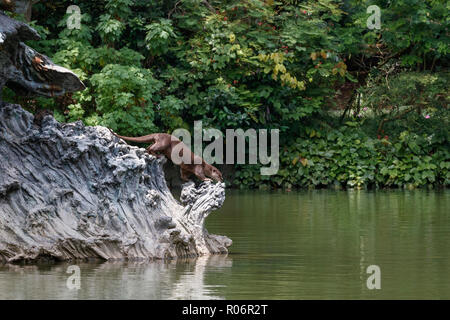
[1,189,449,299]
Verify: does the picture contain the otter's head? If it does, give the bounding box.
[206,164,223,182]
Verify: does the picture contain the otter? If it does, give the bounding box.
[109,130,223,183]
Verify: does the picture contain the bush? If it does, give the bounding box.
[2,0,448,189]
[234,126,449,189]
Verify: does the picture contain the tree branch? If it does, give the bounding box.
[378,45,412,68]
[201,0,215,13]
[168,0,181,19]
[377,106,415,134]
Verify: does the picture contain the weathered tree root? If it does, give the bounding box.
[0,104,231,263]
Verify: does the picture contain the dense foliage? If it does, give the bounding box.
[3,0,449,189]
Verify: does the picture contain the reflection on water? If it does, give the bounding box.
[0,255,231,300]
[0,189,449,299]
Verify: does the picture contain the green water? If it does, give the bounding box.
[0,189,449,299]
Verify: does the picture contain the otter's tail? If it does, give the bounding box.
[108,128,156,144]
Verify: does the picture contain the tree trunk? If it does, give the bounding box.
[1,0,39,21]
[0,103,231,263]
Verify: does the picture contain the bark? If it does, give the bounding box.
[0,12,85,98]
[1,0,39,21]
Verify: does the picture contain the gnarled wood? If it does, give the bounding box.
[0,104,231,263]
[0,12,85,98]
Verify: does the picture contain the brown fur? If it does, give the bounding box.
[109,130,223,183]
